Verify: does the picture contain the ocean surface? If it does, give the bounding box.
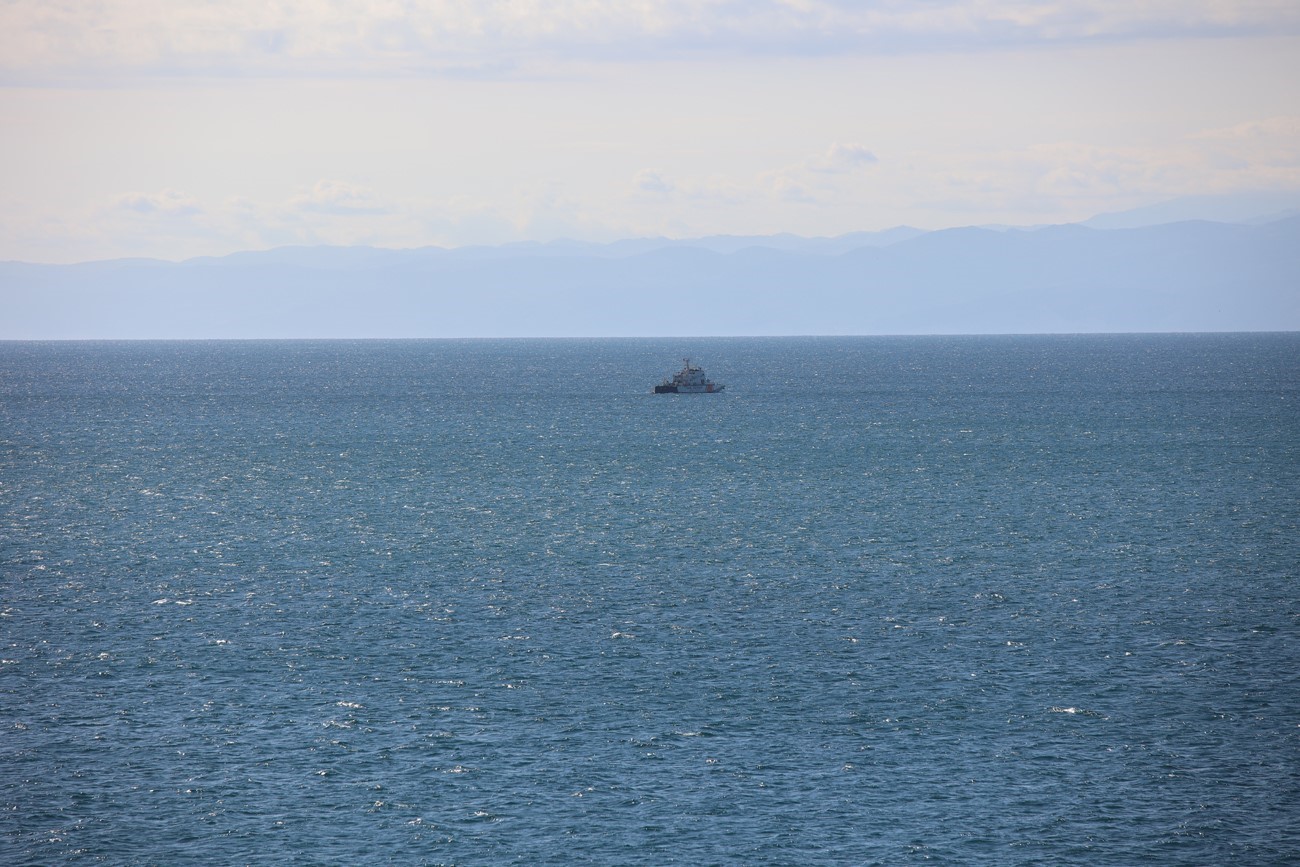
[1,334,1298,865]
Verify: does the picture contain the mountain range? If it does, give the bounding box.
[4,205,1298,339]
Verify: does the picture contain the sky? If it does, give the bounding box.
[2,1,1299,263]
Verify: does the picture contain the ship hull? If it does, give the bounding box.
[653,384,723,394]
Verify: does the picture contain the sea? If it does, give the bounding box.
[1,334,1297,865]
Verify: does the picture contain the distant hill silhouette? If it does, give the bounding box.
[1081,192,1300,230]
[3,218,1297,338]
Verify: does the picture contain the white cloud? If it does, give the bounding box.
[888,118,1300,224]
[807,142,879,174]
[634,170,675,194]
[1191,116,1300,169]
[115,189,203,216]
[9,181,420,261]
[4,1,1299,81]
[606,113,1300,234]
[287,180,390,215]
[3,24,1298,264]
[10,178,636,261]
[772,176,819,204]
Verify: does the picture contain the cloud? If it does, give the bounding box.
[115,189,203,217]
[625,143,881,214]
[3,1,1299,81]
[807,142,879,174]
[634,170,675,194]
[1190,116,1300,168]
[898,118,1300,223]
[727,142,882,207]
[772,176,819,204]
[287,180,390,216]
[18,181,419,262]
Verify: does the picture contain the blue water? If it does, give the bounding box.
[1,335,1298,865]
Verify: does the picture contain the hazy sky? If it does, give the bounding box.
[2,1,1299,263]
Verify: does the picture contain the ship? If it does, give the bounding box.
[653,359,725,393]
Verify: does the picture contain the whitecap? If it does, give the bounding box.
[1049,706,1106,718]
